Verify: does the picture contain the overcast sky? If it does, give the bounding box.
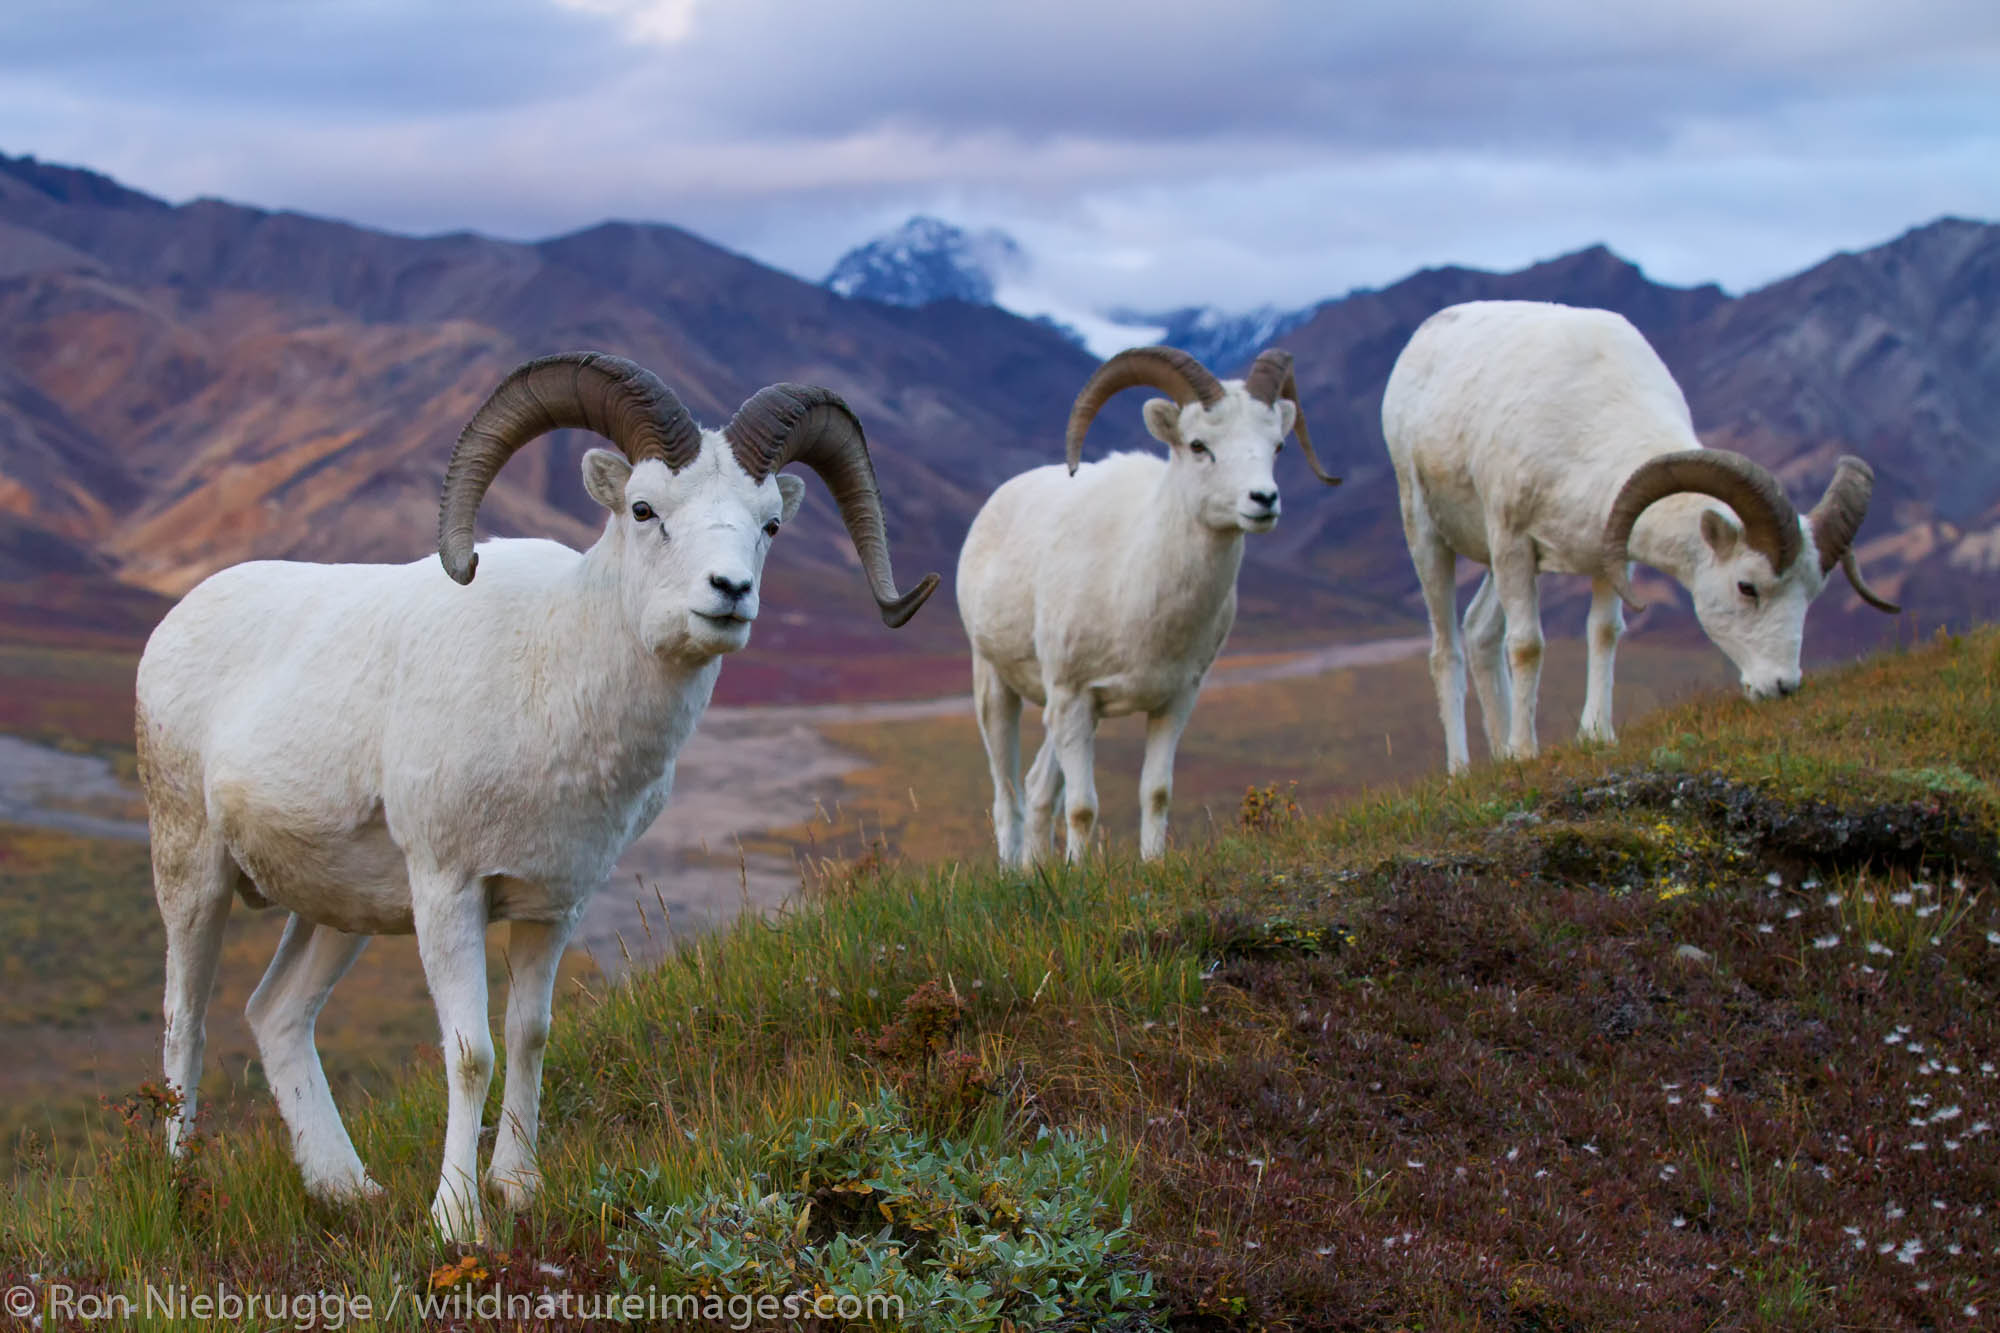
[2,0,1996,314]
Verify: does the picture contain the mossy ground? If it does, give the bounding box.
[1,627,1995,1330]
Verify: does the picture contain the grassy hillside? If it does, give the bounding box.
[2,627,1995,1330]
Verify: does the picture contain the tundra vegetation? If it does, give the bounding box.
[4,626,1995,1329]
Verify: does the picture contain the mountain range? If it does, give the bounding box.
[2,148,1996,702]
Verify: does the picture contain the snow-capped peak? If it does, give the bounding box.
[824,215,1024,308]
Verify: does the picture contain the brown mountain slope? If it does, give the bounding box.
[0,149,1993,686]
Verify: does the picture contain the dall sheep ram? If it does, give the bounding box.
[135,353,938,1244]
[1382,300,1897,773]
[958,346,1340,864]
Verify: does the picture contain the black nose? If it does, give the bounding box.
[709,573,752,600]
[1776,678,1800,697]
[1248,490,1277,509]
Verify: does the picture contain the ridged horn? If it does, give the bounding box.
[438,352,701,585]
[1242,347,1340,486]
[1807,455,1900,612]
[1601,449,1801,611]
[723,384,939,628]
[1065,346,1224,475]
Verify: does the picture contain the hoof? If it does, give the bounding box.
[486,1167,542,1213]
[306,1171,385,1205]
[430,1191,490,1247]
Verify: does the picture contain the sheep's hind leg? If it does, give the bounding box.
[1406,520,1471,772]
[972,656,1026,866]
[245,913,375,1200]
[1022,734,1063,867]
[1578,577,1624,744]
[154,820,235,1157]
[487,914,579,1212]
[1462,573,1512,760]
[1044,688,1100,863]
[412,867,494,1245]
[1138,691,1198,861]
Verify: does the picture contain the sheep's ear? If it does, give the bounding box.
[1141,397,1182,447]
[1698,507,1740,559]
[1276,399,1298,439]
[581,448,633,511]
[776,473,806,524]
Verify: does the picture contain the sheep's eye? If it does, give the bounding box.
[631,501,656,522]
[1737,580,1758,601]
[763,519,781,538]
[1188,440,1211,459]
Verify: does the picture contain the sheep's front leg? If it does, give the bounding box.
[1043,687,1100,862]
[1462,573,1512,760]
[1138,691,1198,861]
[971,656,1026,865]
[487,914,577,1212]
[1578,576,1624,744]
[413,869,493,1245]
[1491,535,1545,761]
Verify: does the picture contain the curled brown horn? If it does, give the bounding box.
[1065,346,1224,475]
[724,384,939,628]
[438,351,700,585]
[1242,348,1340,486]
[1601,449,1801,610]
[1806,455,1899,612]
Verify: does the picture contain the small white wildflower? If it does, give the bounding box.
[1406,1159,1425,1169]
[1671,1216,1687,1228]
[1931,1105,1962,1122]
[1315,1246,1332,1256]
[1704,1085,1721,1100]
[1756,921,1774,934]
[1866,940,1894,956]
[1851,1235,1866,1250]
[1666,1094,1683,1105]
[1915,904,1938,918]
[1948,1243,1963,1255]
[1507,1146,1520,1161]
[867,987,880,998]
[1947,1064,1961,1075]
[1877,1241,1895,1254]
[1886,1204,1906,1219]
[1802,878,1820,889]
[1245,1239,1260,1250]
[1946,1138,1962,1150]
[1908,1141,1928,1151]
[1896,1238,1924,1265]
[1965,1306,1980,1319]
[1534,1169,1548,1179]
[1842,1225,1861,1236]
[1911,1094,1932,1106]
[1824,892,1842,908]
[1932,1199,1948,1210]
[1582,1142,1600,1155]
[1766,872,1784,887]
[1885,1031,1905,1046]
[1913,881,1932,893]
[1910,1118,1929,1127]
[1813,933,1840,949]
[1916,1280,1932,1292]
[1969,1120,1992,1134]
[1892,892,1916,907]
[1982,1063,1997,1075]
[1986,930,2000,945]
[1701,1102,1716,1118]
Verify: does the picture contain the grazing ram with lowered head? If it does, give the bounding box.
[1382,300,1897,773]
[136,353,938,1243]
[958,346,1340,865]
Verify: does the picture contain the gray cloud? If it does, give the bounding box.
[0,0,1995,312]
